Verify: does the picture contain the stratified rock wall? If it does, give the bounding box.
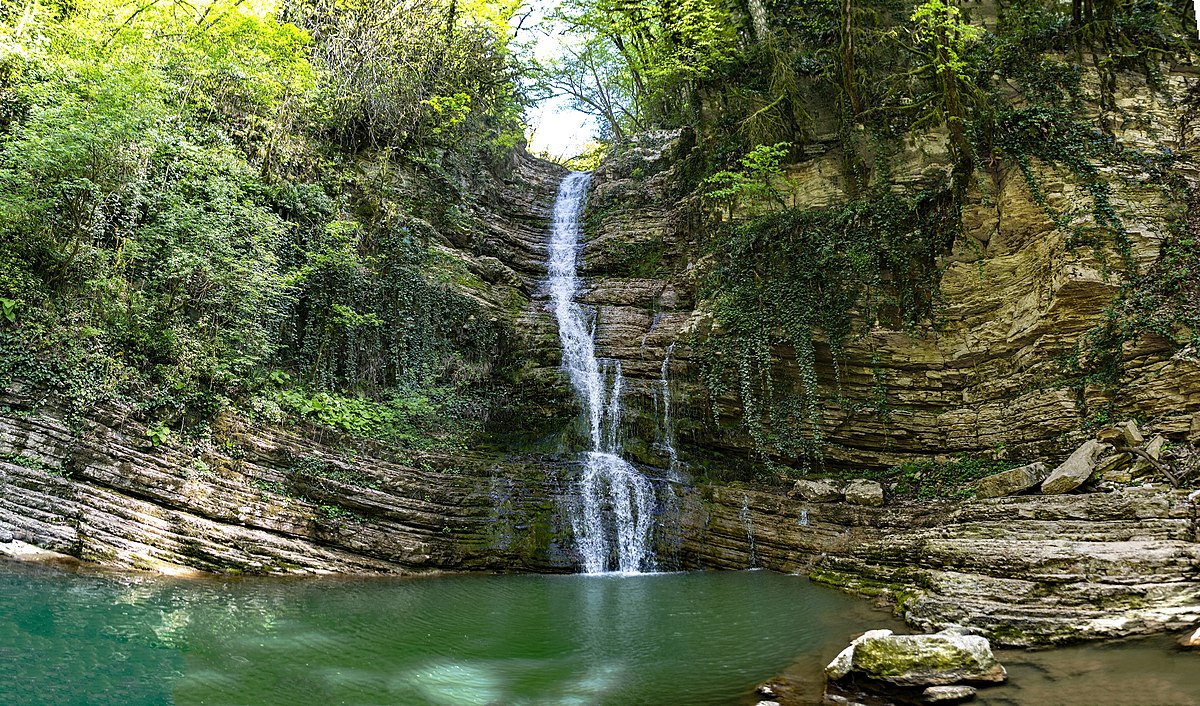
[0,393,579,575]
[4,392,1197,645]
[675,483,1200,645]
[571,68,1200,473]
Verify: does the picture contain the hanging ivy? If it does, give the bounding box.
[696,181,958,467]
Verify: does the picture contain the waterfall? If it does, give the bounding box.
[659,342,679,474]
[740,495,758,569]
[548,172,657,574]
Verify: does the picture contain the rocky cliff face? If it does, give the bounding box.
[678,483,1200,645]
[5,391,1198,646]
[570,68,1200,474]
[0,391,579,575]
[4,54,1200,651]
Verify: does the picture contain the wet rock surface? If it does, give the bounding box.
[823,628,1003,705]
[682,483,1200,645]
[920,685,976,703]
[0,393,582,576]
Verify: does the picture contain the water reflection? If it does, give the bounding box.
[1,562,889,705]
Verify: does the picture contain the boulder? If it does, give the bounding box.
[1118,420,1145,447]
[844,480,885,507]
[848,630,1007,687]
[1040,440,1110,495]
[922,685,977,703]
[973,462,1047,499]
[0,528,12,543]
[1095,426,1124,444]
[1095,453,1133,484]
[1178,627,1200,649]
[826,629,895,680]
[791,479,842,503]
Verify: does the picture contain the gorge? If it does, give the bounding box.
[3,0,1200,703]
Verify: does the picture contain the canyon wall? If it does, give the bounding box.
[571,65,1200,474]
[4,393,1199,646]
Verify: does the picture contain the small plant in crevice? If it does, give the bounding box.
[146,424,172,447]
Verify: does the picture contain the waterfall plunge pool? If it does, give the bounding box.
[1,561,893,705]
[3,560,1198,705]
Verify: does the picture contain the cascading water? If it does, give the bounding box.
[549,172,657,574]
[659,342,679,474]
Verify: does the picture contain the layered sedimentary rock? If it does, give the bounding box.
[0,393,580,575]
[3,393,1199,645]
[567,68,1200,473]
[679,482,1200,645]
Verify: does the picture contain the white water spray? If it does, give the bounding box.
[549,172,656,574]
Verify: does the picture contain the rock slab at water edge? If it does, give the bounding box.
[1178,627,1200,648]
[826,629,896,680]
[921,685,977,703]
[845,629,1007,686]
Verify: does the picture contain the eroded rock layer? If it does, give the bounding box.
[0,393,579,575]
[678,483,1200,645]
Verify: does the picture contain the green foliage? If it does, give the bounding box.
[0,451,65,476]
[1067,203,1200,389]
[697,181,958,465]
[274,387,483,448]
[288,0,524,151]
[146,424,172,447]
[0,0,529,449]
[703,142,795,215]
[538,0,737,137]
[835,454,1021,499]
[562,141,610,170]
[989,106,1125,250]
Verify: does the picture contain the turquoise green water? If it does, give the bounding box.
[0,562,886,705]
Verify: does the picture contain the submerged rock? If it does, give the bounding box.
[921,685,977,703]
[1178,627,1200,648]
[1041,440,1110,495]
[792,479,843,503]
[973,462,1047,499]
[847,629,1006,687]
[844,480,885,507]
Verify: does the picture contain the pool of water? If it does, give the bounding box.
[0,561,893,705]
